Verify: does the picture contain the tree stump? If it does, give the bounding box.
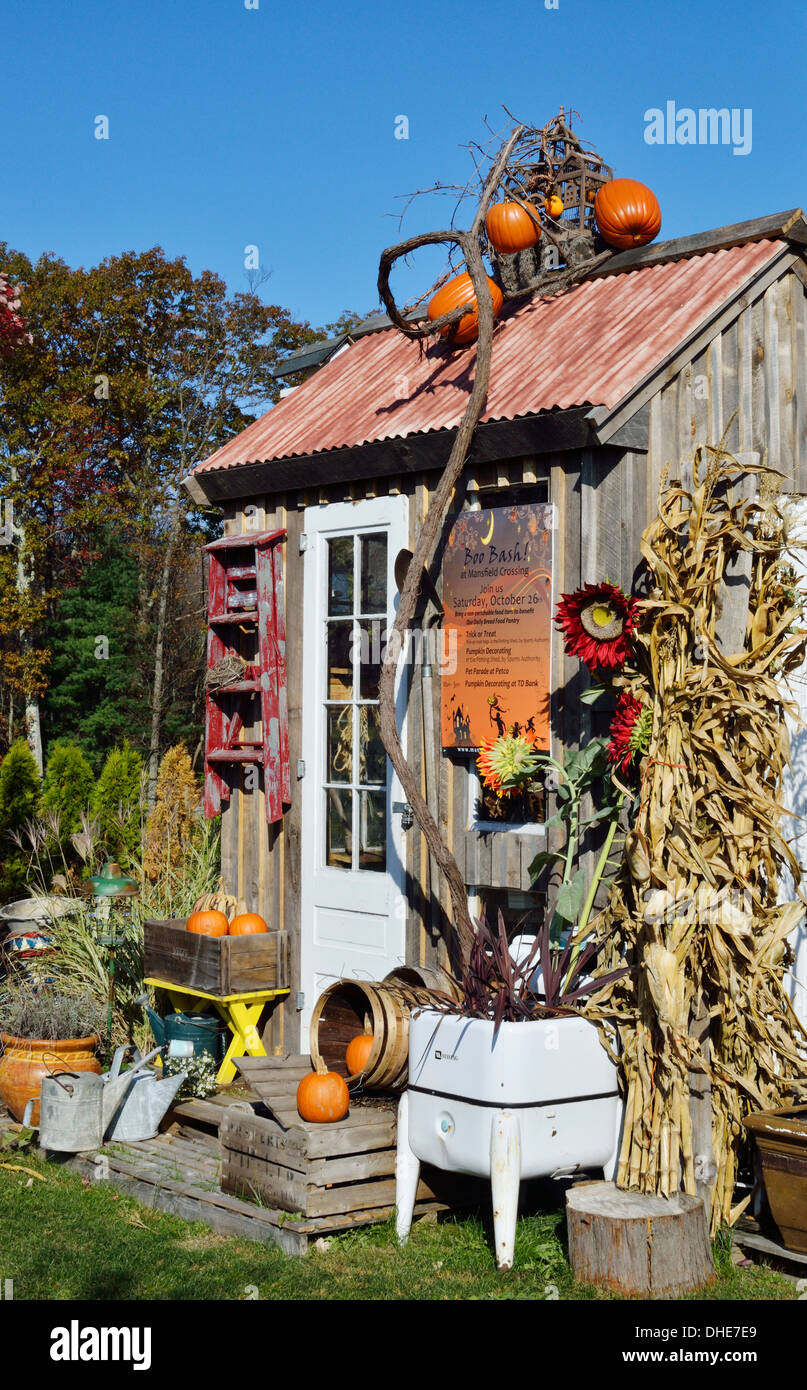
[566,1182,715,1298]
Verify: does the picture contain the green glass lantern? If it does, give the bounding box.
[89,860,139,898]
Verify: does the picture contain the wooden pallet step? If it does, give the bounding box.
[218,1103,479,1221]
[166,1098,238,1132]
[61,1137,461,1255]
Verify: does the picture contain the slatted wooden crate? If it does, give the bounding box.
[144,918,289,994]
[220,1104,470,1219]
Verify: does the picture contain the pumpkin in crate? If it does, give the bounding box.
[297,1059,349,1123]
[594,178,661,249]
[228,912,268,936]
[428,271,503,347]
[186,909,228,937]
[485,200,541,254]
[345,1016,374,1077]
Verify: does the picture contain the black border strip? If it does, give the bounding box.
[408,1084,619,1111]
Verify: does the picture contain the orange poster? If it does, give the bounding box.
[441,502,553,753]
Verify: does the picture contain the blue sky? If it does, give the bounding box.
[2,0,805,330]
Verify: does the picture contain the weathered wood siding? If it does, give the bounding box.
[216,266,807,1024]
[646,270,807,492]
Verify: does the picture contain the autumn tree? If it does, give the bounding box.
[0,245,319,790]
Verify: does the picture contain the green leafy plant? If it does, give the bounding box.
[0,738,41,899]
[0,1126,35,1154]
[91,742,143,862]
[526,739,625,944]
[0,738,40,833]
[40,739,94,836]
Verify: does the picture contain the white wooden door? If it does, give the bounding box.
[299,496,409,1043]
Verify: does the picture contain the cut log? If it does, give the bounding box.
[566,1182,715,1298]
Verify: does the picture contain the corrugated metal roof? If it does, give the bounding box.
[196,238,784,475]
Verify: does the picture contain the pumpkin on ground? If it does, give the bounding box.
[485,200,541,254]
[345,1017,374,1076]
[427,271,504,347]
[186,909,229,937]
[544,195,564,219]
[594,178,661,249]
[296,1058,350,1123]
[228,912,269,935]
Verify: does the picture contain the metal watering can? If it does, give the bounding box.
[22,1058,138,1153]
[142,1001,225,1060]
[103,1045,187,1143]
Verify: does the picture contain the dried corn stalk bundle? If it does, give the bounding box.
[594,447,807,1233]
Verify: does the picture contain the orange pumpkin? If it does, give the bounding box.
[186,909,228,937]
[297,1059,350,1123]
[594,178,661,250]
[228,912,269,936]
[544,195,564,219]
[427,271,504,348]
[345,1019,374,1077]
[485,200,541,255]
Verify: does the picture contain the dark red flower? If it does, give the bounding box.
[554,581,639,672]
[607,691,649,774]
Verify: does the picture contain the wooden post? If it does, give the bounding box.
[566,1182,715,1298]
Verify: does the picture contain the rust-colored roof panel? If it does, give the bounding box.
[196,239,784,475]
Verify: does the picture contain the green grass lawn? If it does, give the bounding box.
[0,1149,798,1301]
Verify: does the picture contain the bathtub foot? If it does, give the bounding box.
[395,1091,420,1246]
[490,1109,521,1271]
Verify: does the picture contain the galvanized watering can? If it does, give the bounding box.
[103,1045,187,1143]
[22,1058,136,1152]
[22,1046,186,1151]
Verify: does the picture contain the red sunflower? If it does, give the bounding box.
[554,581,639,672]
[607,691,651,775]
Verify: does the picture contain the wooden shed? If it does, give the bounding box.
[183,208,807,1053]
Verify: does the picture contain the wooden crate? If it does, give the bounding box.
[220,1104,475,1220]
[144,918,289,994]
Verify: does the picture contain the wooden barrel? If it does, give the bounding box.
[309,978,443,1091]
[383,964,462,1001]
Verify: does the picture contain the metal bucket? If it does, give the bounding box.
[24,1070,105,1152]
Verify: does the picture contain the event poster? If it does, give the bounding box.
[441,503,553,753]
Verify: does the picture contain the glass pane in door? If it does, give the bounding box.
[322,532,388,872]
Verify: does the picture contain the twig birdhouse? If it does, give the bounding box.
[490,108,613,294]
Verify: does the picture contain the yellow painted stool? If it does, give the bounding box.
[144,977,289,1084]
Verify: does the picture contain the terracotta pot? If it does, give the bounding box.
[0,1033,102,1125]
